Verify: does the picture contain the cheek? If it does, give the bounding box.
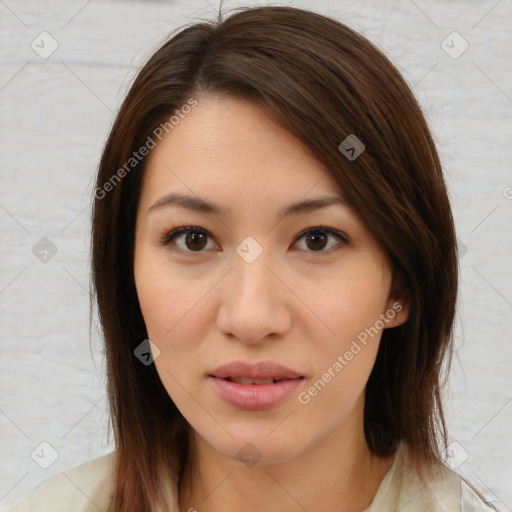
[299,259,390,396]
[309,261,390,341]
[134,249,200,337]
[134,262,170,335]
[134,253,207,397]
[300,282,384,421]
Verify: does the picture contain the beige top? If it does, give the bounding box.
[2,442,496,512]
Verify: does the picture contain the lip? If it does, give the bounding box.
[208,376,304,410]
[208,361,305,411]
[209,360,304,380]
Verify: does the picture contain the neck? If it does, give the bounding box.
[178,400,394,512]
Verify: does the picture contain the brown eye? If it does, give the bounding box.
[184,230,208,251]
[159,225,348,255]
[159,226,217,252]
[295,227,348,254]
[305,231,328,251]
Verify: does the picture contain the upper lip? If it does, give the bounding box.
[209,361,304,380]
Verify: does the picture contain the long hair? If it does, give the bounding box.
[90,5,458,511]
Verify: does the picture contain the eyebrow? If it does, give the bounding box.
[147,192,348,218]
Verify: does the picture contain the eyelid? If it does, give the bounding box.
[295,226,349,245]
[158,225,349,254]
[158,225,215,249]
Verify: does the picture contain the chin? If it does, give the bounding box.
[204,431,303,467]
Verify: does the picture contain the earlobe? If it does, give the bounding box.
[385,298,410,328]
[386,269,410,328]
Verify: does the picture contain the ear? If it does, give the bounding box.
[383,297,410,328]
[384,266,410,328]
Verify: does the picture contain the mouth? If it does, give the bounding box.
[209,360,305,382]
[207,361,305,409]
[217,376,304,385]
[208,375,305,410]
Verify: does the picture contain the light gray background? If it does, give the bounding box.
[1,0,511,509]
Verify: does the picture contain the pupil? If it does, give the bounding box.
[184,230,328,252]
[187,231,207,250]
[306,231,327,251]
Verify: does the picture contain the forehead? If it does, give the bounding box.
[141,94,340,204]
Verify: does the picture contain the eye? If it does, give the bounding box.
[158,225,349,254]
[158,226,218,253]
[294,227,348,254]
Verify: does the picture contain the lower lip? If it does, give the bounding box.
[208,376,304,410]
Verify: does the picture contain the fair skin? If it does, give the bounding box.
[133,94,409,512]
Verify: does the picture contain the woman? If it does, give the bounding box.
[5,5,497,512]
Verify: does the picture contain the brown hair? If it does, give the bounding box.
[91,5,458,511]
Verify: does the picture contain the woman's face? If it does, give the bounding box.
[134,94,408,465]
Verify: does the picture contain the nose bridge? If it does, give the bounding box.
[235,239,273,293]
[216,236,290,342]
[232,236,278,309]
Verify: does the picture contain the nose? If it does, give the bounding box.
[216,248,292,344]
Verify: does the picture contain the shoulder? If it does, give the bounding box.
[2,451,115,512]
[460,478,499,512]
[367,442,498,512]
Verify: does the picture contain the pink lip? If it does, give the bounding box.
[208,376,304,410]
[208,360,305,410]
[209,360,304,380]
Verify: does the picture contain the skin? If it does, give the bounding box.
[133,93,410,512]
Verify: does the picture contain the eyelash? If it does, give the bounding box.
[157,225,349,256]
